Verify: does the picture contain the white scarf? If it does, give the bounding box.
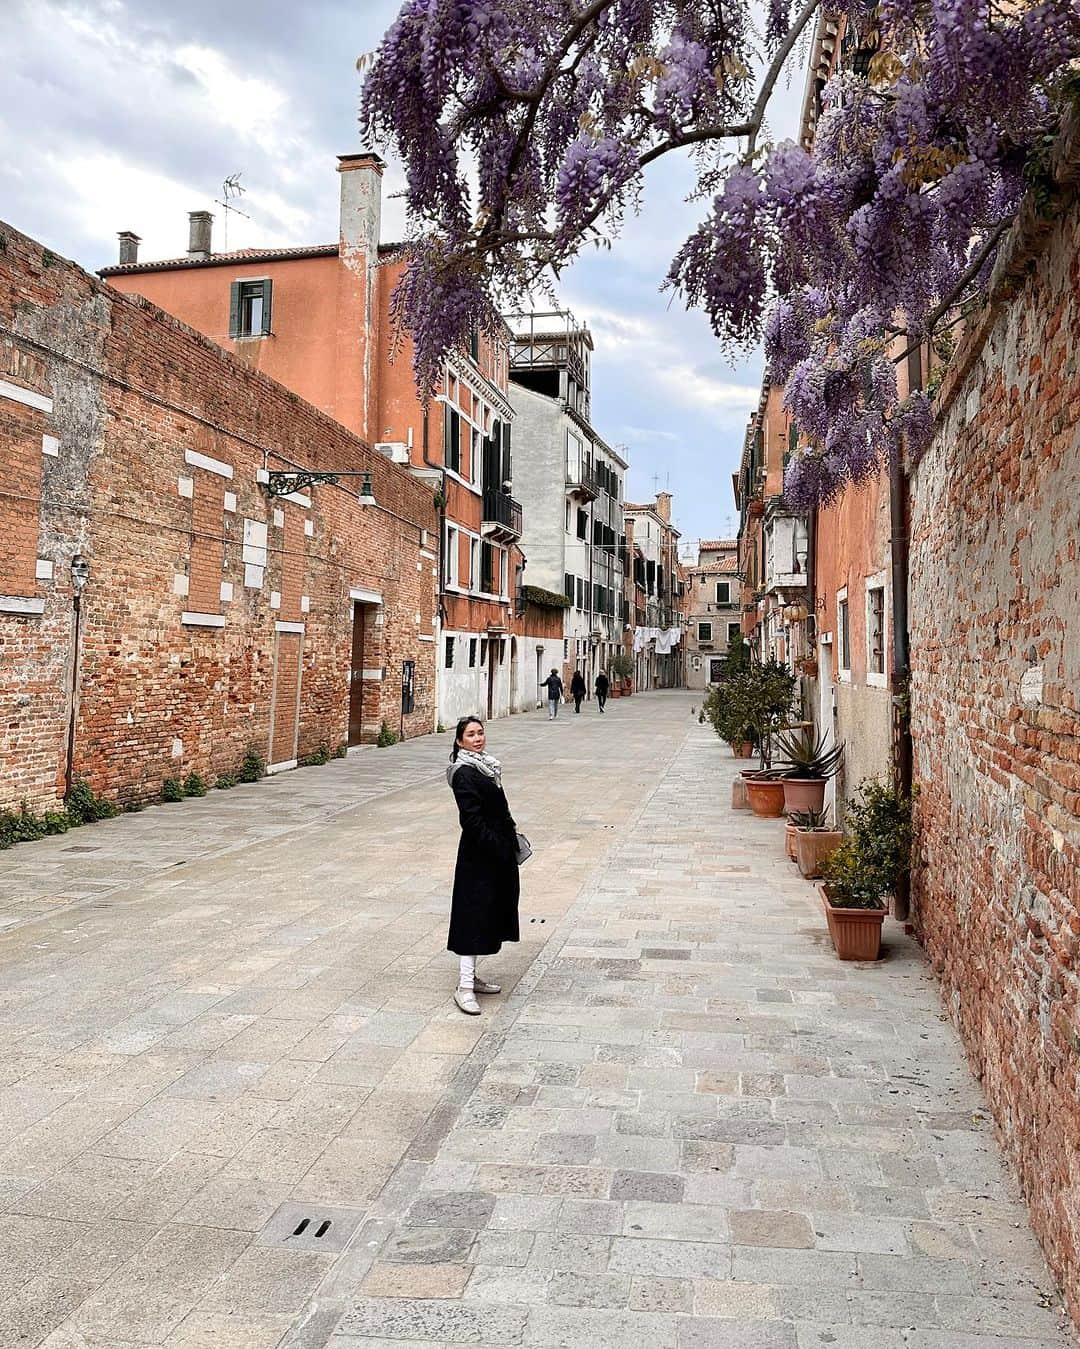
[448,746,503,787]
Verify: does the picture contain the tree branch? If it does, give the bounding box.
[890,216,1012,365]
[745,0,822,161]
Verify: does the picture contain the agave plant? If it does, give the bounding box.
[776,729,844,781]
[787,808,832,832]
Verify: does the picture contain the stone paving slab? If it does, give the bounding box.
[0,695,1075,1348]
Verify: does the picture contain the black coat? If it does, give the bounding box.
[447,764,520,956]
[570,672,587,696]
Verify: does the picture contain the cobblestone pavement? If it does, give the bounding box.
[0,693,1073,1348]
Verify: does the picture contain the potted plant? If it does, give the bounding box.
[818,780,912,960]
[609,652,633,697]
[776,728,844,814]
[745,769,788,818]
[792,808,843,879]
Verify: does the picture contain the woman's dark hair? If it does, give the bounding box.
[450,716,484,760]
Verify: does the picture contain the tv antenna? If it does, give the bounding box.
[215,172,250,251]
[651,471,670,494]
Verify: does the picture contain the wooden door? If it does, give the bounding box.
[348,602,366,746]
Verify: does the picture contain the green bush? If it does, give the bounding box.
[44,810,73,833]
[215,773,237,790]
[822,780,912,909]
[376,720,398,748]
[333,742,348,759]
[183,772,208,797]
[161,777,184,802]
[0,804,47,848]
[609,652,634,681]
[239,746,266,783]
[65,779,119,824]
[299,745,330,768]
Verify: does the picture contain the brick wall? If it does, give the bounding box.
[0,223,438,810]
[908,154,1080,1317]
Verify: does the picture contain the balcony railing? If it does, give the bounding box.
[566,463,600,500]
[482,490,523,540]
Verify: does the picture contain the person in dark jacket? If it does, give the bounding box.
[570,669,587,713]
[594,670,610,713]
[540,668,564,719]
[446,716,520,1014]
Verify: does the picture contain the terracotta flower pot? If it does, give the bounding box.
[795,828,843,879]
[732,778,750,811]
[732,741,754,759]
[746,778,786,818]
[610,685,622,698]
[785,821,798,860]
[818,884,886,961]
[782,777,827,814]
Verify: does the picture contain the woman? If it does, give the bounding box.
[570,668,587,713]
[446,716,520,1014]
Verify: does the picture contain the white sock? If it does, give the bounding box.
[459,955,476,991]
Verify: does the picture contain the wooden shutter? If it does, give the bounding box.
[229,280,241,338]
[260,279,273,335]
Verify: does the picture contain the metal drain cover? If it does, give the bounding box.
[258,1202,365,1253]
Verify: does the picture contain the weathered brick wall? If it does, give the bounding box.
[909,185,1080,1316]
[0,223,438,810]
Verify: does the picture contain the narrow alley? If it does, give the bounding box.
[0,694,1071,1348]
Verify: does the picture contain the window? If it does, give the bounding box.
[444,635,454,668]
[564,572,574,603]
[470,538,479,590]
[480,639,488,666]
[838,596,851,673]
[576,508,588,541]
[716,581,730,605]
[469,327,479,361]
[575,577,585,610]
[468,638,477,668]
[229,279,272,338]
[709,659,723,683]
[727,622,742,644]
[563,639,569,659]
[867,583,886,685]
[481,541,494,593]
[698,622,713,642]
[444,407,461,474]
[445,525,458,586]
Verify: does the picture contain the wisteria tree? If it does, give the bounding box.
[361,1,1080,507]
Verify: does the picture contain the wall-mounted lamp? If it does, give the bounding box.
[71,555,90,592]
[358,472,378,507]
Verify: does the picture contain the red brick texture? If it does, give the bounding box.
[0,223,438,811]
[909,189,1080,1317]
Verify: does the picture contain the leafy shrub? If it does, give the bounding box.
[376,720,398,748]
[65,779,119,824]
[215,773,237,790]
[299,745,330,767]
[44,810,72,833]
[0,804,47,848]
[239,746,266,783]
[183,772,208,797]
[161,777,184,802]
[822,779,912,908]
[333,742,348,759]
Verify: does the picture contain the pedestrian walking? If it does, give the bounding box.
[446,716,520,1015]
[540,668,564,719]
[570,669,587,714]
[594,669,610,713]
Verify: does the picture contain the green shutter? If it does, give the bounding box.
[229,280,241,338]
[260,279,273,335]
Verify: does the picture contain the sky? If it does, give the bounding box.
[3,0,807,554]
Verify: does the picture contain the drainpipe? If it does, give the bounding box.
[422,409,447,732]
[889,353,918,923]
[64,555,91,798]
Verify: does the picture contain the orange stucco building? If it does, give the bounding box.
[101,156,531,725]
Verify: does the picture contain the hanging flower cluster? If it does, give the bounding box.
[362,0,1080,500]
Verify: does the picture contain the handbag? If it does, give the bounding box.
[515,832,533,866]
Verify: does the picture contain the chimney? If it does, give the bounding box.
[338,152,384,257]
[187,211,213,260]
[655,491,672,523]
[117,231,141,265]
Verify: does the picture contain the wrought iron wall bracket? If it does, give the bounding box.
[262,469,373,499]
